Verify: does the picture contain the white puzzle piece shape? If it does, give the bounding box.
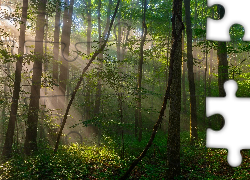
[207,0,250,41]
[206,80,250,167]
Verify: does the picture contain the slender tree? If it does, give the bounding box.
[217,5,228,97]
[85,0,92,120]
[116,8,121,62]
[52,0,62,81]
[94,0,102,116]
[59,0,74,93]
[208,49,213,96]
[24,0,47,155]
[166,25,171,87]
[217,5,228,129]
[2,0,28,158]
[208,7,215,97]
[184,0,198,143]
[135,0,147,142]
[182,30,186,112]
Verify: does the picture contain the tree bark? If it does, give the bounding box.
[217,5,228,97]
[52,0,61,81]
[166,0,183,178]
[136,0,147,142]
[208,49,213,96]
[2,0,28,159]
[208,6,214,97]
[182,30,186,113]
[59,0,74,93]
[94,0,102,116]
[166,27,171,87]
[184,0,198,143]
[217,41,228,97]
[24,0,47,155]
[85,0,92,120]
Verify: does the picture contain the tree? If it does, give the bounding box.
[59,0,74,94]
[24,0,47,155]
[52,0,62,81]
[184,0,198,143]
[2,0,28,159]
[135,0,147,142]
[166,0,183,178]
[217,5,228,129]
[182,30,187,113]
[94,0,102,117]
[217,24,228,96]
[85,0,92,120]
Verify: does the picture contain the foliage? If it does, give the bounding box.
[2,131,250,179]
[0,143,123,179]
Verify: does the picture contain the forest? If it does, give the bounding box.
[0,0,250,179]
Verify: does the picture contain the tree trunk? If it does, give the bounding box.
[94,0,102,116]
[53,0,61,81]
[215,5,228,129]
[217,41,228,97]
[182,30,186,113]
[85,0,92,120]
[117,11,121,62]
[208,49,213,96]
[24,0,47,155]
[208,6,214,97]
[166,0,183,178]
[93,0,102,143]
[184,0,198,143]
[2,0,28,159]
[217,6,228,95]
[59,0,74,93]
[166,26,171,87]
[136,0,147,142]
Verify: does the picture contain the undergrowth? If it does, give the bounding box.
[1,131,250,179]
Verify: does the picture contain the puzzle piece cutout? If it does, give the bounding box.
[206,80,250,167]
[207,0,250,41]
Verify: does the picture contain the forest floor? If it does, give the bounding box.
[1,131,250,179]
